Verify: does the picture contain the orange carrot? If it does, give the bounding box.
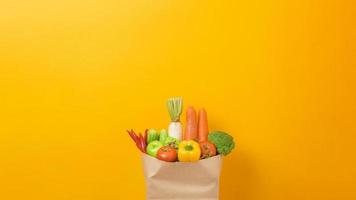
[198,108,209,142]
[184,106,198,141]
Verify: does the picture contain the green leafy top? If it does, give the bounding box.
[166,97,183,122]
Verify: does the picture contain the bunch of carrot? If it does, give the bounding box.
[127,129,148,153]
[184,107,209,142]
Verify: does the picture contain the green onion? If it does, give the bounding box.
[166,97,183,122]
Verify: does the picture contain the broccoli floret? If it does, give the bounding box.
[208,131,235,156]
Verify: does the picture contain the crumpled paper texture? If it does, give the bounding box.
[142,154,222,200]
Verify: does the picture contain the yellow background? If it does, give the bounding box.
[1,0,355,199]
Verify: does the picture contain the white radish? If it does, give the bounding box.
[168,122,182,141]
[166,97,183,141]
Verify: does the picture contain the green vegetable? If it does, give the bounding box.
[164,136,179,149]
[208,131,235,156]
[159,129,168,143]
[147,129,159,144]
[164,136,175,145]
[146,140,163,157]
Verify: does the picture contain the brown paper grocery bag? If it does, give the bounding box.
[142,154,222,200]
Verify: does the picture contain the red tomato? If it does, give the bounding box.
[157,146,177,162]
[199,141,217,159]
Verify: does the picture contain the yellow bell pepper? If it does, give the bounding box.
[178,140,201,162]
